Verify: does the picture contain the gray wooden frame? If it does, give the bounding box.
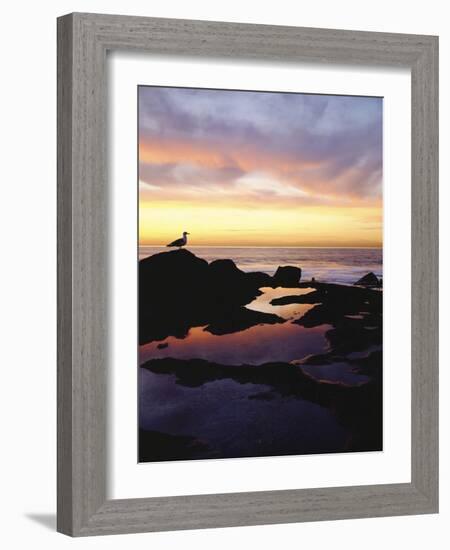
[57,12,438,537]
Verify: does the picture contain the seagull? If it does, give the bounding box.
[166,231,190,249]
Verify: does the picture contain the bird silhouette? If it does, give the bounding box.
[166,231,190,248]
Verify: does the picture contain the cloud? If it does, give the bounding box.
[138,86,382,207]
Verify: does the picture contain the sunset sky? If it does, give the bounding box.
[138,87,382,247]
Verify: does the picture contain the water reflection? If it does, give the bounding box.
[300,362,369,386]
[139,285,380,460]
[140,321,331,366]
[140,369,349,458]
[138,286,380,388]
[139,287,331,366]
[246,286,315,319]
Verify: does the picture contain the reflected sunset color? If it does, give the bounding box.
[139,287,327,366]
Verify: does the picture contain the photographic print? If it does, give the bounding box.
[138,86,383,462]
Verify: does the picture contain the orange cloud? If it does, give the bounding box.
[140,137,320,176]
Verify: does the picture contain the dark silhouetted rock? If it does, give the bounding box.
[157,342,169,349]
[205,307,283,336]
[271,289,323,306]
[325,323,382,354]
[248,391,277,401]
[208,259,262,307]
[139,249,289,344]
[273,266,301,287]
[143,356,330,392]
[295,352,342,365]
[282,283,381,314]
[246,271,273,288]
[349,350,383,379]
[139,249,211,344]
[287,282,382,356]
[209,258,240,276]
[139,429,215,462]
[354,272,380,287]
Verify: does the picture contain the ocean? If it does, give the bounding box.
[139,246,382,285]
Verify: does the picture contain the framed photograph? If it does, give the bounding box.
[57,13,438,536]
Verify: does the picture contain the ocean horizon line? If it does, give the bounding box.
[139,244,383,250]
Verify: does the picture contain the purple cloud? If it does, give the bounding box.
[139,86,382,205]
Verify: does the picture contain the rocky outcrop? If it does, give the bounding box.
[139,250,209,344]
[269,281,382,361]
[205,308,283,336]
[354,272,381,287]
[139,429,215,462]
[139,249,301,344]
[273,266,302,287]
[208,259,264,307]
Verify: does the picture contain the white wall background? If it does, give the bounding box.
[0,1,447,548]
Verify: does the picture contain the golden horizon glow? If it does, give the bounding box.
[139,201,382,248]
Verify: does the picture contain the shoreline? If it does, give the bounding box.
[139,246,382,287]
[139,244,383,250]
[139,248,382,344]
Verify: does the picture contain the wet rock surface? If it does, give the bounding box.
[354,271,382,288]
[204,307,284,336]
[271,282,382,358]
[139,429,216,462]
[273,265,302,287]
